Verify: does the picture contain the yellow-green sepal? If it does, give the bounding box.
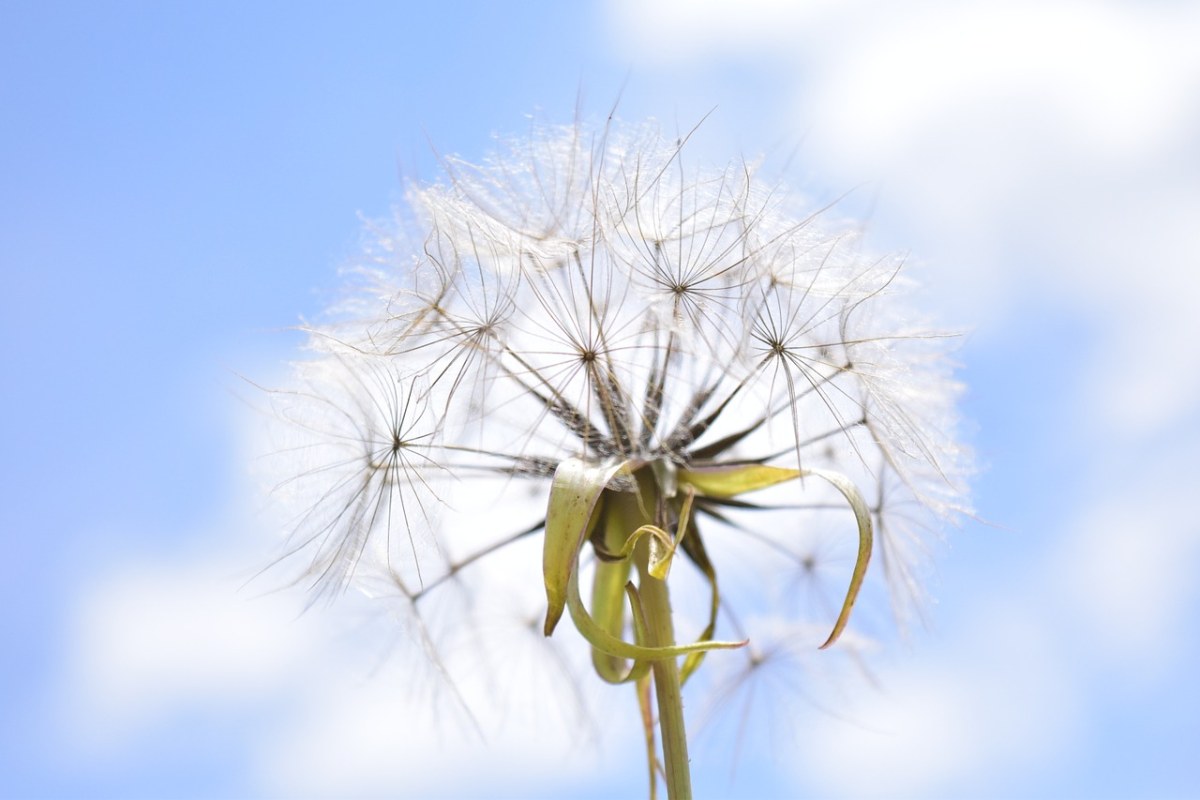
[676,463,800,498]
[542,458,631,637]
[590,500,637,682]
[678,463,874,649]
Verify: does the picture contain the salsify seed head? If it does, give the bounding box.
[259,118,971,679]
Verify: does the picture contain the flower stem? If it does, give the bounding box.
[636,673,658,800]
[636,542,692,800]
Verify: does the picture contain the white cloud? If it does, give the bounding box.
[607,1,1200,304]
[801,2,1199,165]
[794,599,1082,798]
[254,653,633,799]
[1055,456,1200,673]
[59,548,643,797]
[61,553,328,749]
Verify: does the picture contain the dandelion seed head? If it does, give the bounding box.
[257,115,972,743]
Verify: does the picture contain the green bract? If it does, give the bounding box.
[543,457,873,683]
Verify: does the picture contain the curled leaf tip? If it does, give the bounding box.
[678,463,873,650]
[568,567,746,662]
[812,468,873,650]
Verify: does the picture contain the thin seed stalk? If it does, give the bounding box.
[636,538,692,800]
[610,464,693,800]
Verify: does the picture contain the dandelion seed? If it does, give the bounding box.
[258,116,971,798]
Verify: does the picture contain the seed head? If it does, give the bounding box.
[259,118,971,723]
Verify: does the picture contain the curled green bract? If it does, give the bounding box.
[595,488,694,581]
[678,464,873,650]
[544,460,743,675]
[545,457,871,672]
[567,564,746,662]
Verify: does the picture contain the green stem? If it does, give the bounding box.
[637,540,692,800]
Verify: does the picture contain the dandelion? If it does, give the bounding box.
[259,118,970,799]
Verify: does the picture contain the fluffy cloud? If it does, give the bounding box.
[60,553,327,750]
[609,0,1200,431]
[796,602,1082,798]
[59,547,641,797]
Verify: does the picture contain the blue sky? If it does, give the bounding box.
[3,1,1199,798]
